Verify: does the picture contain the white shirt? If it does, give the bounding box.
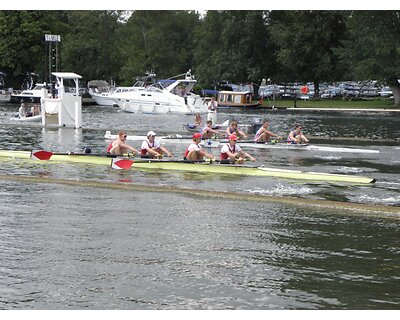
[188,142,201,153]
[221,143,242,154]
[208,100,218,112]
[141,139,161,150]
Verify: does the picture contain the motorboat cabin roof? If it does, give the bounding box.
[217,90,261,108]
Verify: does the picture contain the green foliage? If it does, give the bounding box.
[62,11,124,84]
[118,11,200,84]
[194,11,273,86]
[269,11,348,89]
[0,9,398,106]
[0,11,65,83]
[338,11,400,84]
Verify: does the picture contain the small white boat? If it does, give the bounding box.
[110,70,208,115]
[10,114,42,122]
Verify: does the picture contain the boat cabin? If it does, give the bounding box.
[217,91,260,108]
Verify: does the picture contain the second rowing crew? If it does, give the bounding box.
[195,118,308,144]
[107,130,256,164]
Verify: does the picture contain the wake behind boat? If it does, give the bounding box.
[0,150,376,184]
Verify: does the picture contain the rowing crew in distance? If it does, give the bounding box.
[222,119,309,145]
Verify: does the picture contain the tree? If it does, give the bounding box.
[118,11,200,84]
[269,11,348,97]
[194,11,274,88]
[338,11,400,106]
[61,11,124,84]
[0,11,66,87]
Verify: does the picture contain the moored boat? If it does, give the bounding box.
[217,91,262,108]
[10,83,50,104]
[0,150,376,184]
[110,70,208,114]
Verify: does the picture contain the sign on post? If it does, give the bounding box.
[45,34,61,42]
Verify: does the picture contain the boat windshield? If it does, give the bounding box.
[145,85,163,93]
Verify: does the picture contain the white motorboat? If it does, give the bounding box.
[90,84,146,106]
[10,83,50,104]
[110,70,208,115]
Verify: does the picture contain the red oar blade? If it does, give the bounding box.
[111,158,134,170]
[31,150,54,161]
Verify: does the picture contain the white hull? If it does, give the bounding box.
[10,114,42,122]
[90,93,116,106]
[117,94,207,114]
[90,87,143,106]
[112,72,208,115]
[236,142,380,154]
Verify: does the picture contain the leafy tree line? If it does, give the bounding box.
[0,10,399,105]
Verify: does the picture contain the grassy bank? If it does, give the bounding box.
[260,97,397,109]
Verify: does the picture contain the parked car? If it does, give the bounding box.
[378,87,393,97]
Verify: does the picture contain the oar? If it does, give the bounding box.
[30,150,133,161]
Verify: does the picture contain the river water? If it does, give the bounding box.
[0,103,399,310]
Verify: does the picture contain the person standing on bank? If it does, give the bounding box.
[207,96,218,124]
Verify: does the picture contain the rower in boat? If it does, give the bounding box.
[106,130,139,155]
[184,132,214,161]
[221,134,256,164]
[225,120,247,140]
[140,131,173,159]
[287,124,309,144]
[253,119,282,143]
[201,120,224,139]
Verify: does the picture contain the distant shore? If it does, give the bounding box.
[258,97,399,110]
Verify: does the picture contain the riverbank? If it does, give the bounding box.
[259,96,399,110]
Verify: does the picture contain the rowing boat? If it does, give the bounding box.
[104,131,380,153]
[237,142,380,154]
[0,150,375,184]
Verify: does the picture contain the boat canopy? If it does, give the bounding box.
[52,72,82,80]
